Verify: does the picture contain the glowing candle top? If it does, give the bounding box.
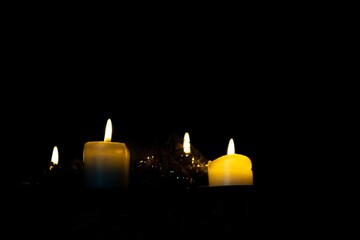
[208,138,253,186]
[51,146,59,165]
[183,132,191,155]
[83,118,130,189]
[104,118,112,142]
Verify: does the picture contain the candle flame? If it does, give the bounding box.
[51,146,59,165]
[104,118,112,142]
[227,138,235,155]
[183,132,191,154]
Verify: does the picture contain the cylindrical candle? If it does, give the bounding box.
[83,119,130,189]
[208,138,253,186]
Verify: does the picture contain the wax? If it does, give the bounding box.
[208,139,253,186]
[83,119,130,189]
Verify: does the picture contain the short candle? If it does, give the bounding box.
[83,119,130,189]
[208,138,253,186]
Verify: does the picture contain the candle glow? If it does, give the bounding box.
[183,132,191,155]
[51,146,59,165]
[83,118,130,189]
[208,138,253,186]
[104,118,112,142]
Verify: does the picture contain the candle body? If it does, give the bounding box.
[83,141,130,189]
[208,153,253,186]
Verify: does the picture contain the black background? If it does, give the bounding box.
[7,22,284,187]
[2,8,335,239]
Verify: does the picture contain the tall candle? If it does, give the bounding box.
[208,138,253,186]
[83,119,130,189]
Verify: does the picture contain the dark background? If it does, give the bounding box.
[6,20,284,187]
[3,8,312,200]
[3,0,338,190]
[6,42,283,238]
[12,60,268,185]
[2,9,333,239]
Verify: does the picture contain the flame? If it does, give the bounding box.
[183,132,191,154]
[227,138,235,155]
[104,118,112,142]
[51,146,59,165]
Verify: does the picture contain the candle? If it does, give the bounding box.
[207,138,253,186]
[83,119,130,189]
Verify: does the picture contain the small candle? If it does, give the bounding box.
[207,138,253,186]
[83,119,130,189]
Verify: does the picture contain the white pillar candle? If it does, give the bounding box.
[208,138,253,186]
[83,119,130,189]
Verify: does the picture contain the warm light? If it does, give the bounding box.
[104,118,112,142]
[83,118,130,189]
[207,138,253,186]
[227,138,235,154]
[51,146,59,165]
[183,132,191,154]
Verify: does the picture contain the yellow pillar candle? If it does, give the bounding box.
[83,119,130,189]
[208,138,253,186]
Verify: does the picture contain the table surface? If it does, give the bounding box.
[5,184,259,240]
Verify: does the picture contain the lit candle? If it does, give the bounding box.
[207,138,253,186]
[83,119,130,189]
